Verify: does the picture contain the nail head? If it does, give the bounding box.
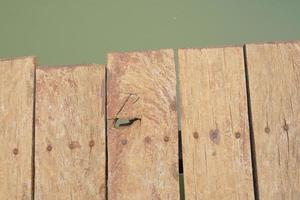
[13,148,19,155]
[265,127,270,133]
[46,145,52,152]
[89,140,95,147]
[121,139,127,145]
[164,136,169,142]
[235,132,241,139]
[193,132,199,139]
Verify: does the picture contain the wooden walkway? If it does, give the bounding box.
[0,41,299,200]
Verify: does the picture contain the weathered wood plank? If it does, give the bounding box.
[179,47,254,199]
[35,65,106,200]
[107,50,179,200]
[246,42,300,199]
[0,57,35,200]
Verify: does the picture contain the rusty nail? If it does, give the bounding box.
[46,145,52,152]
[69,143,74,149]
[121,139,127,145]
[13,148,19,155]
[164,136,169,142]
[265,127,270,133]
[89,140,95,147]
[193,132,199,139]
[235,132,241,139]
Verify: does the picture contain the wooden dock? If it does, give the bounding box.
[0,41,299,199]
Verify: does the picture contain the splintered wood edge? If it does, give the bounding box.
[34,62,106,199]
[178,44,244,51]
[0,55,36,62]
[0,55,36,199]
[107,48,174,56]
[245,40,300,46]
[37,63,105,70]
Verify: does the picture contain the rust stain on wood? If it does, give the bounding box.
[2,40,300,199]
[246,41,300,199]
[107,49,179,200]
[0,57,35,200]
[209,129,220,145]
[179,47,254,199]
[35,64,106,200]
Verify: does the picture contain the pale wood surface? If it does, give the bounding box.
[179,47,254,200]
[246,42,300,199]
[0,57,35,200]
[35,65,106,200]
[107,50,179,200]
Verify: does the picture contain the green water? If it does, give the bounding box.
[1,0,299,65]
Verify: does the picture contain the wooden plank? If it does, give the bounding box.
[107,50,179,199]
[35,65,106,200]
[246,42,300,199]
[0,57,35,200]
[179,47,254,199]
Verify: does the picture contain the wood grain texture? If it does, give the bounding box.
[179,47,254,200]
[246,42,300,199]
[35,65,106,200]
[0,57,35,200]
[107,50,179,200]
